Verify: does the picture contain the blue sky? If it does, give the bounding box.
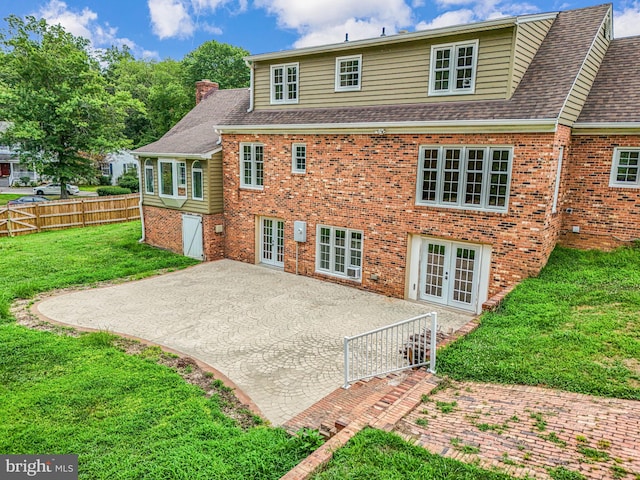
[1,0,639,60]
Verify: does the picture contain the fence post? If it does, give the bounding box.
[7,207,12,237]
[80,199,86,227]
[428,312,437,374]
[343,336,350,389]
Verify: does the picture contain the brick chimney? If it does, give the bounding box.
[195,80,219,104]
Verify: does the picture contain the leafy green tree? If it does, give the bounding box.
[0,16,139,198]
[182,40,250,90]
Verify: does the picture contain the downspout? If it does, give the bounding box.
[134,155,145,243]
[245,59,254,112]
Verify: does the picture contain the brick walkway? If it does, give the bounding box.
[282,374,640,480]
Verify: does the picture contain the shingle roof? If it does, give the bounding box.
[218,4,611,128]
[577,36,640,124]
[133,87,248,156]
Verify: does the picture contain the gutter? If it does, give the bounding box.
[133,154,145,243]
[245,59,254,113]
[131,148,221,160]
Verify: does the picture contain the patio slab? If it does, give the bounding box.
[36,259,474,425]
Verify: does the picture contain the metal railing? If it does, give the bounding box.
[343,312,438,389]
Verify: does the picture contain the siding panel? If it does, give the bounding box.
[511,18,554,96]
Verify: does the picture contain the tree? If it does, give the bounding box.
[0,16,139,198]
[182,40,250,90]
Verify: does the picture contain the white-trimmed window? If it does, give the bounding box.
[292,143,306,173]
[123,163,138,174]
[316,225,363,280]
[610,148,640,188]
[144,159,154,194]
[271,63,298,104]
[335,55,362,91]
[192,161,203,200]
[417,145,512,211]
[159,159,187,198]
[429,40,478,96]
[240,143,264,189]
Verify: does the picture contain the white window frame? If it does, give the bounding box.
[158,159,187,199]
[416,145,513,212]
[144,159,154,195]
[270,63,299,104]
[240,143,264,190]
[191,161,203,200]
[609,148,640,188]
[316,225,363,281]
[428,40,478,96]
[335,54,362,92]
[292,143,306,174]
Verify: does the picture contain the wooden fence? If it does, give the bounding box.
[0,194,140,237]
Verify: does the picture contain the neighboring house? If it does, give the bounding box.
[0,122,40,187]
[98,151,139,185]
[134,4,640,314]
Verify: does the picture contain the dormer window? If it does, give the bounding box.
[335,55,362,91]
[429,40,478,96]
[271,63,298,104]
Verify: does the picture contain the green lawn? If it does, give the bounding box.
[0,193,24,205]
[438,245,640,399]
[0,222,310,479]
[313,428,512,480]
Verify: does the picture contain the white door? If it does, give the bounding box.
[182,214,204,260]
[260,217,284,268]
[419,240,481,311]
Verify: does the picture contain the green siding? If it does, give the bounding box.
[254,27,515,109]
[510,18,554,96]
[140,153,223,214]
[558,14,611,126]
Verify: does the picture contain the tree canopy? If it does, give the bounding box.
[182,40,250,91]
[0,16,138,197]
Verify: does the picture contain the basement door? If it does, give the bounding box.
[182,214,204,260]
[418,240,483,312]
[260,217,284,268]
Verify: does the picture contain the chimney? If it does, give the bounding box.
[195,79,219,104]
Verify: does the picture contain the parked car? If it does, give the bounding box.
[7,195,51,206]
[33,183,80,195]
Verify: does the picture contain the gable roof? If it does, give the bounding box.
[575,35,640,125]
[218,4,610,132]
[133,87,248,157]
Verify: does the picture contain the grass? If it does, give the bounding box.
[312,429,510,480]
[0,222,310,478]
[438,245,640,399]
[0,193,25,205]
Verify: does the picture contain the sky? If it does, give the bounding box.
[0,0,639,61]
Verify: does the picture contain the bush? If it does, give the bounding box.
[117,172,139,193]
[98,175,112,186]
[96,186,132,196]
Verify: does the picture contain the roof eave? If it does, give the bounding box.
[132,146,221,159]
[572,122,640,134]
[217,119,558,134]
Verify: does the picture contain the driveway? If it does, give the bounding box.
[36,260,474,425]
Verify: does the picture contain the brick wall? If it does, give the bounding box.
[559,134,640,249]
[222,132,565,300]
[143,205,225,261]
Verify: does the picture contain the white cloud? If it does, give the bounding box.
[148,0,195,39]
[614,3,640,37]
[253,0,414,47]
[416,9,475,30]
[37,0,157,59]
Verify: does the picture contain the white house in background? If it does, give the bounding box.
[100,150,138,185]
[0,122,40,188]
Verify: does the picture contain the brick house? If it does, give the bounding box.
[134,3,640,314]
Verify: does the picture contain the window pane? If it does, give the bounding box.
[421,148,439,202]
[464,149,484,205]
[145,166,154,194]
[433,48,450,91]
[334,229,346,273]
[339,58,359,87]
[160,162,173,196]
[441,149,461,203]
[255,145,264,186]
[287,66,297,100]
[616,151,639,183]
[319,227,331,270]
[455,45,474,90]
[192,169,203,199]
[488,149,510,207]
[349,232,362,267]
[294,144,306,172]
[273,67,283,100]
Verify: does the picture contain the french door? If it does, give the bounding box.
[260,217,284,268]
[419,240,481,311]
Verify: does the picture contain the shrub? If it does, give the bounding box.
[96,186,132,196]
[98,175,112,186]
[117,172,139,193]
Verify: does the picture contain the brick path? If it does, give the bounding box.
[282,375,640,480]
[397,380,640,479]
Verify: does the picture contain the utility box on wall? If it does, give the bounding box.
[294,221,307,242]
